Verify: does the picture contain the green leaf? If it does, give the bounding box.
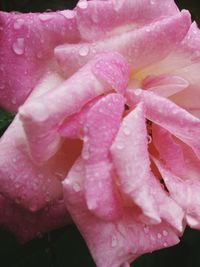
[0,109,15,136]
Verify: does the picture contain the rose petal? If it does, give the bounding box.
[152,124,186,175]
[0,195,71,243]
[111,103,184,231]
[63,158,180,267]
[55,10,191,77]
[0,115,82,211]
[75,0,179,41]
[142,75,189,97]
[0,11,79,112]
[111,103,159,223]
[82,94,125,221]
[19,52,129,163]
[59,96,101,138]
[127,89,200,159]
[153,159,200,230]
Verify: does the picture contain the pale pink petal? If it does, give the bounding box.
[127,89,200,159]
[0,116,82,211]
[0,11,79,112]
[0,195,71,243]
[19,52,129,163]
[134,22,200,111]
[111,103,159,223]
[142,75,189,97]
[59,96,101,138]
[152,124,186,175]
[63,159,180,267]
[75,0,179,41]
[55,11,191,77]
[111,103,183,230]
[154,160,200,230]
[82,94,125,221]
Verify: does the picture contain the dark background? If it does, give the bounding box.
[1,0,200,266]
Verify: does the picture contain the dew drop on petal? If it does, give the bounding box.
[147,134,152,144]
[39,14,53,21]
[77,1,88,9]
[111,235,118,248]
[163,242,168,247]
[162,230,168,237]
[13,19,24,30]
[117,143,124,150]
[123,126,131,136]
[82,150,90,160]
[134,89,142,96]
[12,38,25,55]
[73,182,81,192]
[157,233,162,239]
[79,46,89,57]
[144,225,149,234]
[60,10,75,19]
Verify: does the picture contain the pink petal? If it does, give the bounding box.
[127,89,200,159]
[0,116,82,211]
[111,103,183,231]
[75,0,179,41]
[135,22,200,112]
[142,75,189,97]
[82,94,125,221]
[0,195,71,243]
[63,159,180,267]
[59,96,101,138]
[111,103,159,223]
[0,11,79,112]
[55,11,191,77]
[152,124,186,175]
[153,160,200,230]
[19,52,129,163]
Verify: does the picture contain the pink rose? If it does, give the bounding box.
[0,0,200,266]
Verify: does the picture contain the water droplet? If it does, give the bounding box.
[12,38,25,55]
[111,235,118,247]
[60,10,75,19]
[74,163,84,172]
[147,134,152,144]
[79,46,89,57]
[157,233,162,239]
[77,1,88,9]
[117,143,124,150]
[123,126,131,136]
[163,242,168,247]
[73,182,81,192]
[144,226,149,234]
[82,150,90,160]
[39,14,53,21]
[83,136,89,143]
[162,230,168,237]
[13,19,24,30]
[134,89,141,96]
